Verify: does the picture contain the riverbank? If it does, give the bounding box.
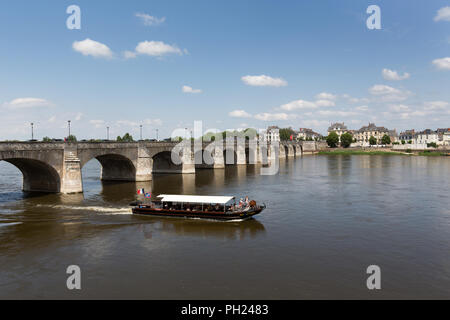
[318,149,448,156]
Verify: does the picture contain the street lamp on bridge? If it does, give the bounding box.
[107,126,110,141]
[67,120,71,139]
[30,122,34,141]
[140,125,143,141]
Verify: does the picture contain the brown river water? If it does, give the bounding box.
[0,155,449,299]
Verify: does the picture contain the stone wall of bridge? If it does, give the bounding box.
[0,140,312,194]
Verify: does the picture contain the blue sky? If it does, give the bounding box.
[0,0,449,140]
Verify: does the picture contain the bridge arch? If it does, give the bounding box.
[223,148,238,166]
[79,152,137,181]
[1,158,61,192]
[78,148,138,181]
[293,144,303,156]
[152,150,184,173]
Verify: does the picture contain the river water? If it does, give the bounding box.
[0,155,449,299]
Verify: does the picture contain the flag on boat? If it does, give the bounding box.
[145,193,151,198]
[137,188,145,195]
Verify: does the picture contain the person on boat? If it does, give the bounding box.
[244,196,249,206]
[214,204,220,211]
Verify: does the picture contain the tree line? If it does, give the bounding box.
[325,131,391,148]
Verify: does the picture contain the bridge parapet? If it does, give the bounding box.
[0,140,310,194]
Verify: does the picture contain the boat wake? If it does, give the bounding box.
[35,204,132,215]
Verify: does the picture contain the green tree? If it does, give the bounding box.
[243,128,258,140]
[116,133,134,142]
[340,132,353,148]
[401,140,406,145]
[67,135,77,142]
[42,136,52,142]
[279,128,295,141]
[369,136,377,146]
[326,131,339,148]
[381,134,391,145]
[427,142,437,148]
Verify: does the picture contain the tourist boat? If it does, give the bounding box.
[131,194,266,221]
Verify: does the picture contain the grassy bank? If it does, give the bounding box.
[318,149,448,156]
[318,150,406,156]
[418,151,448,156]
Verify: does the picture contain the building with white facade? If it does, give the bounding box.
[354,123,390,144]
[297,128,322,141]
[414,129,439,145]
[263,126,280,142]
[327,122,348,141]
[443,129,450,146]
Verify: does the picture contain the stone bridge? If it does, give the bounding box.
[0,140,323,193]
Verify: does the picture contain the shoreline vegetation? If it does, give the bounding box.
[318,149,449,156]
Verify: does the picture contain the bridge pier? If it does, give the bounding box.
[212,146,225,168]
[279,145,286,159]
[286,145,295,157]
[181,146,195,173]
[61,145,83,193]
[236,144,246,165]
[136,145,153,181]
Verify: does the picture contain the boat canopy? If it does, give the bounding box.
[157,194,235,204]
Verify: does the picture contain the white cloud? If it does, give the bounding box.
[3,97,52,109]
[424,101,449,111]
[342,94,370,104]
[434,6,450,22]
[316,110,358,117]
[382,68,410,81]
[144,118,163,126]
[229,110,252,118]
[116,118,162,127]
[432,57,450,70]
[135,41,183,57]
[279,99,317,111]
[241,75,287,87]
[355,105,369,111]
[315,99,335,107]
[254,112,289,121]
[368,84,410,101]
[279,97,334,110]
[74,113,83,121]
[90,120,105,128]
[182,85,202,94]
[300,119,329,128]
[315,92,337,100]
[72,38,113,58]
[123,50,137,59]
[135,13,166,26]
[116,120,139,127]
[369,84,401,96]
[389,104,411,112]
